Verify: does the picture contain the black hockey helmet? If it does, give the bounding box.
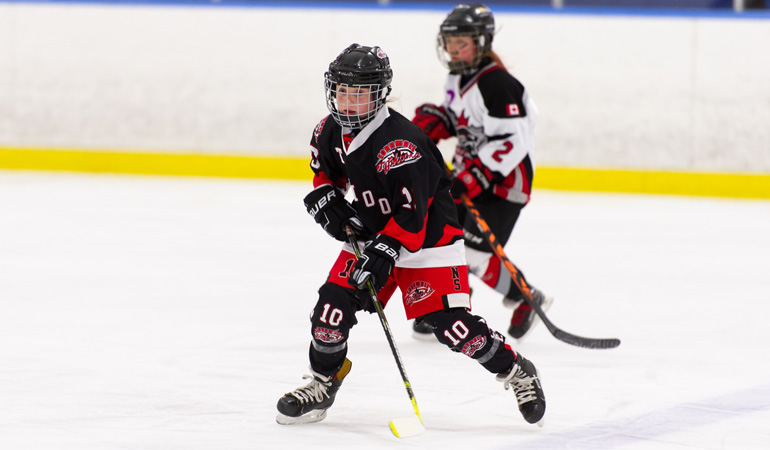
[437,4,495,74]
[324,43,393,129]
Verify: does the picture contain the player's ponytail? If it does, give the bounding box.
[487,50,509,73]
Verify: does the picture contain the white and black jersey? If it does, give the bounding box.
[308,107,464,255]
[444,57,538,205]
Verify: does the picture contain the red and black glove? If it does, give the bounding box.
[451,160,493,200]
[412,103,454,143]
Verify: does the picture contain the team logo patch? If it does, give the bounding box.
[313,326,343,344]
[404,281,435,306]
[313,116,328,141]
[376,140,422,174]
[461,335,487,357]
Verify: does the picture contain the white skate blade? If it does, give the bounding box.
[275,409,327,425]
[389,416,425,438]
[502,298,522,309]
[412,330,439,342]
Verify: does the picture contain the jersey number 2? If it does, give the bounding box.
[491,142,513,163]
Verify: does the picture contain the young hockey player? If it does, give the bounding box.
[275,43,545,427]
[411,4,553,341]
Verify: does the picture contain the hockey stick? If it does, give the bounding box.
[460,193,621,349]
[344,225,425,438]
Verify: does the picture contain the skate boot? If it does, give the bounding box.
[506,288,553,340]
[275,358,352,425]
[412,319,436,341]
[496,353,546,426]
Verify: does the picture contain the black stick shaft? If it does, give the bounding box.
[345,226,424,421]
[460,193,620,349]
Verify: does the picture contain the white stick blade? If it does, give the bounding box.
[389,416,425,438]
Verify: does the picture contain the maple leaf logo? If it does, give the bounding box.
[455,111,470,129]
[455,111,485,158]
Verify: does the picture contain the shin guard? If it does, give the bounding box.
[420,308,516,374]
[309,283,359,377]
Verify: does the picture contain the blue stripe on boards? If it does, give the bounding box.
[2,0,769,20]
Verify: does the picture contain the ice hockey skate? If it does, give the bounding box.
[505,288,553,340]
[276,358,352,425]
[411,319,437,341]
[497,353,546,426]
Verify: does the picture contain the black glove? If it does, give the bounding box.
[348,235,401,293]
[412,103,454,143]
[303,185,364,241]
[451,159,492,200]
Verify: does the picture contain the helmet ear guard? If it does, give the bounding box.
[324,44,393,129]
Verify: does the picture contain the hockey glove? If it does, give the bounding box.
[451,160,493,200]
[304,185,364,242]
[348,234,401,294]
[412,103,454,143]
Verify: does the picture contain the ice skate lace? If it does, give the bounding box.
[289,375,332,405]
[501,364,538,405]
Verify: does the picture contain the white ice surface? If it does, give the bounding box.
[1,171,769,450]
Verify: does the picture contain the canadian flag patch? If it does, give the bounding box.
[507,104,520,117]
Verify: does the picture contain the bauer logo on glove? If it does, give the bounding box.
[303,185,365,242]
[348,235,401,292]
[306,188,337,219]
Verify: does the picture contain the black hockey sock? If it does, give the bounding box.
[479,339,517,374]
[309,343,348,378]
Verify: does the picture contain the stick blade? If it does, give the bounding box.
[389,416,425,438]
[553,329,621,349]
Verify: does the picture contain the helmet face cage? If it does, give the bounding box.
[436,32,489,74]
[436,4,495,74]
[324,44,393,129]
[324,77,389,129]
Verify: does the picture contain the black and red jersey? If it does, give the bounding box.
[308,107,463,254]
[444,58,538,205]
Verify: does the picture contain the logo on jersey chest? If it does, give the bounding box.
[455,111,485,159]
[376,140,421,174]
[404,281,435,306]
